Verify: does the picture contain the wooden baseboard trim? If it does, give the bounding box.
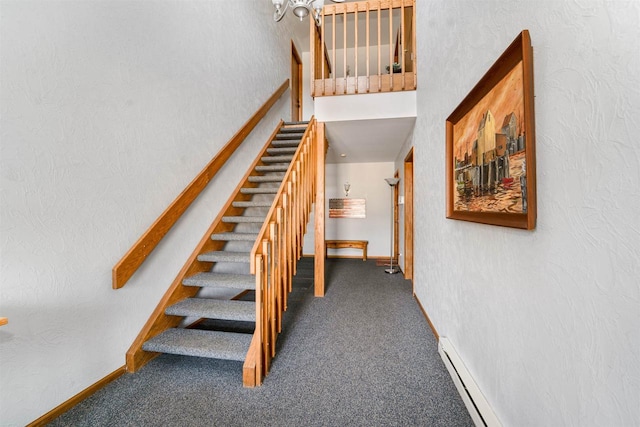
[27,366,126,427]
[302,254,391,261]
[414,295,439,341]
[326,254,366,260]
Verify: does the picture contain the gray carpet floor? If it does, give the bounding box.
[49,258,473,426]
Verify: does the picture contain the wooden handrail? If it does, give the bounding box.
[112,80,290,289]
[244,118,318,386]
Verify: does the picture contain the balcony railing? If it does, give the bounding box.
[310,0,416,97]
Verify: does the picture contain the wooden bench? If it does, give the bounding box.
[325,240,368,261]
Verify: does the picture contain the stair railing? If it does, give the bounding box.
[244,118,318,387]
[112,80,290,289]
[310,0,416,97]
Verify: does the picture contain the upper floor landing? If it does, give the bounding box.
[310,0,416,97]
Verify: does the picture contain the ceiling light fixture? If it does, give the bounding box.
[272,0,343,26]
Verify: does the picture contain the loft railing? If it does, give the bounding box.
[112,80,289,289]
[310,0,416,97]
[243,118,319,387]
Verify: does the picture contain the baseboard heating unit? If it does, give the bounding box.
[438,337,502,427]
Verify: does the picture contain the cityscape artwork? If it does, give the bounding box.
[446,30,536,229]
[453,61,526,214]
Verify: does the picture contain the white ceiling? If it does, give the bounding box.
[325,117,415,164]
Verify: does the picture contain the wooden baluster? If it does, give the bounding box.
[354,3,358,94]
[389,0,393,92]
[412,0,416,88]
[401,0,405,90]
[321,7,326,96]
[296,161,304,259]
[262,240,271,373]
[292,168,298,260]
[303,143,311,228]
[366,2,370,93]
[343,6,347,95]
[332,11,336,95]
[281,193,288,296]
[269,222,277,357]
[276,207,286,315]
[310,17,315,98]
[377,2,381,92]
[288,181,296,276]
[254,253,263,383]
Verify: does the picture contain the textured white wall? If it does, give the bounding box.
[303,162,395,258]
[404,0,640,425]
[0,1,292,425]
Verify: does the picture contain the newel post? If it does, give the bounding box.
[314,122,325,297]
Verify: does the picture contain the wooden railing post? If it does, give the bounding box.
[314,122,325,297]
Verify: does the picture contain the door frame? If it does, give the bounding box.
[291,40,303,122]
[404,148,414,285]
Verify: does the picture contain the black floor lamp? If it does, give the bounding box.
[384,177,400,274]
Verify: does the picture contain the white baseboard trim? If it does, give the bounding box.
[438,337,502,427]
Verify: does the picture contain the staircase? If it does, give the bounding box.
[127,120,314,385]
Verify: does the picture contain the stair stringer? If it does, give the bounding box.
[125,120,285,373]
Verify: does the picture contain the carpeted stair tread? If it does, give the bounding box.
[240,187,278,194]
[232,201,273,208]
[183,272,254,290]
[248,175,285,183]
[166,298,256,322]
[211,232,258,241]
[271,139,300,147]
[275,133,304,140]
[279,126,307,133]
[142,329,251,361]
[255,165,289,172]
[198,251,251,263]
[267,147,297,155]
[222,216,266,223]
[283,121,309,126]
[261,155,294,163]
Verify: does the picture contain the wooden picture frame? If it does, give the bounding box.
[446,30,536,230]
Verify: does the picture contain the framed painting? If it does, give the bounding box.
[446,30,536,230]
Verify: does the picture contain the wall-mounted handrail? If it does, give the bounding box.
[243,118,318,387]
[112,80,289,289]
[310,0,416,97]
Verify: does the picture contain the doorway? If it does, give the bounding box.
[291,41,303,122]
[404,149,414,285]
